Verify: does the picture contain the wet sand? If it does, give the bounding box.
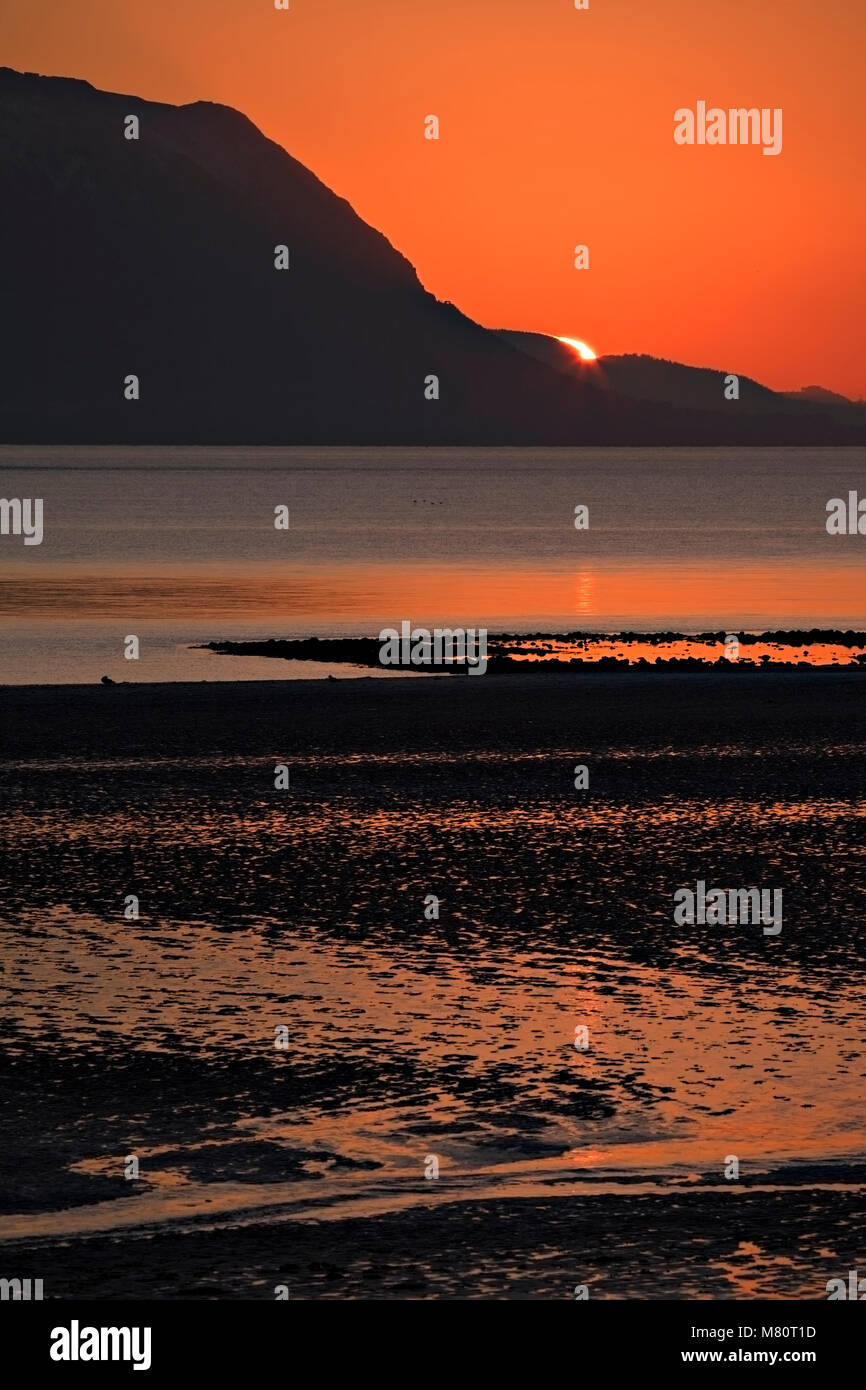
[5,1187,865,1300]
[1,672,865,1298]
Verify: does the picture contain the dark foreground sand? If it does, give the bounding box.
[2,667,864,761]
[6,1186,866,1301]
[2,671,865,1299]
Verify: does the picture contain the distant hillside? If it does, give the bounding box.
[496,332,866,426]
[1,67,863,445]
[599,353,780,413]
[785,385,860,407]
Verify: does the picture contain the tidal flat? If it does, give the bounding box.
[1,671,864,1298]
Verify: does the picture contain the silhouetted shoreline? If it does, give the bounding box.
[198,629,866,673]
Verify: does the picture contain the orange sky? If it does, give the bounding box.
[3,0,864,397]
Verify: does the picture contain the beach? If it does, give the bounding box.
[2,0,865,1335]
[1,671,864,1298]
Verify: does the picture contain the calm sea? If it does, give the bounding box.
[1,445,864,683]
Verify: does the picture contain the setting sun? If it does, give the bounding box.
[556,336,597,361]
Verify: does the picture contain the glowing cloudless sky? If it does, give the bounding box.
[2,0,864,397]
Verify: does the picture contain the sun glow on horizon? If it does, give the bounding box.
[557,336,597,361]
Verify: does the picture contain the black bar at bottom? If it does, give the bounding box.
[1,1298,859,1378]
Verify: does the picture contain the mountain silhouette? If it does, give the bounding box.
[784,384,861,407]
[1,67,863,445]
[496,332,864,420]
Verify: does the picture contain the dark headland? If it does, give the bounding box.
[2,65,865,445]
